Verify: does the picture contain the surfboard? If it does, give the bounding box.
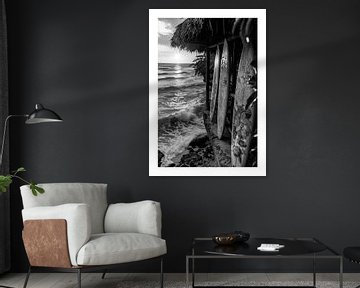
[217,39,230,139]
[210,46,221,122]
[231,18,242,36]
[231,19,257,167]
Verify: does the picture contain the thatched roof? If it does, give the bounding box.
[170,18,240,52]
[170,19,211,52]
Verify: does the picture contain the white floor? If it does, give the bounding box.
[0,273,358,288]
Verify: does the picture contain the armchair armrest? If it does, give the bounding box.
[104,200,162,237]
[22,203,91,266]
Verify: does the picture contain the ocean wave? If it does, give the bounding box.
[158,66,174,71]
[159,76,188,81]
[158,63,207,166]
[158,71,189,76]
[158,102,204,129]
[159,111,197,127]
[158,82,205,93]
[159,128,206,166]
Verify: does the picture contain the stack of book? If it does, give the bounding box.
[257,243,285,252]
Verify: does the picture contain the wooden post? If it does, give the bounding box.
[205,48,210,111]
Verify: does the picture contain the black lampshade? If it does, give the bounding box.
[25,104,63,124]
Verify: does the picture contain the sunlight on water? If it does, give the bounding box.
[174,64,182,72]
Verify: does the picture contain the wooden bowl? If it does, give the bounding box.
[212,234,237,245]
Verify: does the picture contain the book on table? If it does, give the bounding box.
[257,243,285,251]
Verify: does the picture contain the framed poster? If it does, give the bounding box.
[149,9,266,176]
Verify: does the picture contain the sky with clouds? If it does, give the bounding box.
[158,18,198,64]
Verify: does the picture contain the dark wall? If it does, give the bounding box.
[5,0,360,273]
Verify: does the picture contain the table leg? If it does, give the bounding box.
[192,257,195,288]
[186,257,189,288]
[192,247,195,288]
[339,257,343,288]
[313,254,316,287]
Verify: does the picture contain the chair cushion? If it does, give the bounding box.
[344,247,360,263]
[76,233,167,266]
[21,183,108,234]
[105,201,162,237]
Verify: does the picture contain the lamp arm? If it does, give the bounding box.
[0,114,28,169]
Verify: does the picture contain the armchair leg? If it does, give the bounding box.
[77,269,81,288]
[101,270,107,279]
[160,257,164,288]
[23,266,31,288]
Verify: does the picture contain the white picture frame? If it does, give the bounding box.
[149,9,266,176]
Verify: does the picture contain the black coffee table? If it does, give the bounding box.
[186,237,342,288]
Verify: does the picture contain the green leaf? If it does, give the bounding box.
[30,182,38,196]
[0,175,13,192]
[35,185,45,194]
[16,167,26,173]
[11,167,26,175]
[29,181,44,196]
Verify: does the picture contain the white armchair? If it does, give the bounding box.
[20,183,166,288]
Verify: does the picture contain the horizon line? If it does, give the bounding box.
[158,62,193,64]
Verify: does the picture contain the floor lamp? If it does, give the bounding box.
[0,103,63,167]
[0,103,62,288]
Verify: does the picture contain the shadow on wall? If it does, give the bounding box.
[7,0,360,273]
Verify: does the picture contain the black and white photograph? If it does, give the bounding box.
[149,10,266,176]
